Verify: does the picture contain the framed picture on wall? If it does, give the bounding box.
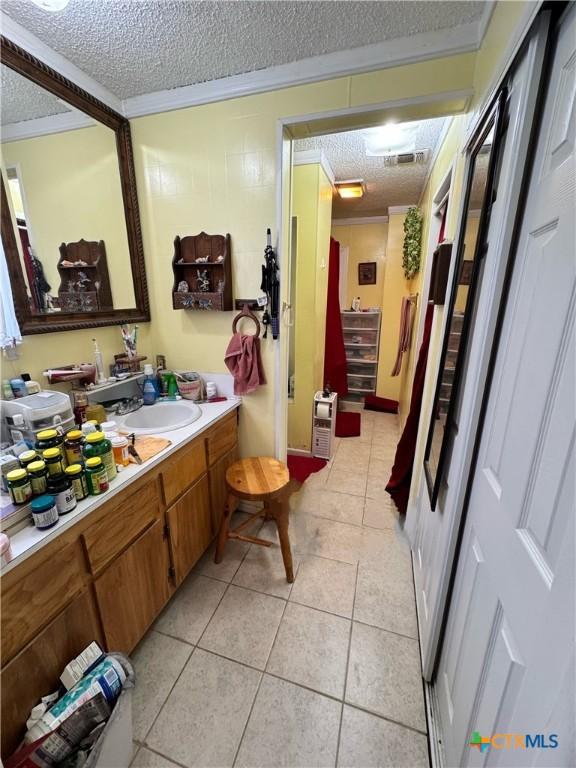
[358,262,376,285]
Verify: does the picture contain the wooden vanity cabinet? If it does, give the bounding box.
[0,408,238,760]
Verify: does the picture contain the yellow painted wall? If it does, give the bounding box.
[287,163,331,451]
[5,51,480,458]
[332,221,388,309]
[2,125,135,309]
[376,212,410,402]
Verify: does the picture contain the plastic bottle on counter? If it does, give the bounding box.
[47,473,77,515]
[65,464,89,501]
[64,430,84,466]
[19,450,40,470]
[30,495,59,530]
[6,469,33,505]
[42,448,66,477]
[28,460,48,496]
[83,432,117,481]
[9,378,27,398]
[85,457,109,495]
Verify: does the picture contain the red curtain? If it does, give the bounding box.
[323,237,348,396]
[386,302,434,513]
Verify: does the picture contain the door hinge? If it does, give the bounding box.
[168,565,176,581]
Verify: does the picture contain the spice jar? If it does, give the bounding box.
[31,495,59,529]
[47,474,77,514]
[65,464,88,501]
[35,429,66,464]
[43,447,66,477]
[19,449,39,470]
[85,403,106,425]
[28,460,48,496]
[64,430,84,466]
[83,431,117,481]
[6,468,32,505]
[85,457,109,495]
[111,436,130,467]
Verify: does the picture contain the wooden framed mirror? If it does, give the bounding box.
[423,89,508,509]
[0,36,150,334]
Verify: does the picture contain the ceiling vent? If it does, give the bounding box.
[382,150,429,167]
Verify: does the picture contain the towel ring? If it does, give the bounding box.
[232,303,261,337]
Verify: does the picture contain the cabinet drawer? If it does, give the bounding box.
[161,438,206,507]
[206,411,238,466]
[94,519,172,653]
[1,541,85,665]
[82,477,160,574]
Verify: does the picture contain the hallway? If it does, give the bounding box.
[130,411,429,768]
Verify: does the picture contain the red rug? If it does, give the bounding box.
[364,395,399,413]
[287,455,327,483]
[335,411,361,437]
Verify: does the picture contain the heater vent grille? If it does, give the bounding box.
[383,150,429,167]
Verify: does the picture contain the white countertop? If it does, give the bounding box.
[1,397,241,575]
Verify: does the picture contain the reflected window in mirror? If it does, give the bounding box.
[424,91,508,508]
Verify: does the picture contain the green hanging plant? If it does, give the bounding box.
[402,206,423,279]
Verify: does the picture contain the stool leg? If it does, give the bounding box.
[214,493,237,564]
[274,498,294,583]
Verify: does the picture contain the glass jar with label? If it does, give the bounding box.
[6,468,32,505]
[64,430,84,466]
[111,436,130,467]
[35,429,66,465]
[85,457,109,495]
[43,447,66,477]
[19,450,39,470]
[28,460,48,496]
[83,432,117,481]
[31,495,59,529]
[65,464,88,501]
[47,473,77,514]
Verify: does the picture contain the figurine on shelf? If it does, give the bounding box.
[216,254,224,263]
[216,279,225,294]
[177,280,189,293]
[196,269,210,292]
[195,256,209,263]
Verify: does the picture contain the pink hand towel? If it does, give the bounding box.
[225,333,266,395]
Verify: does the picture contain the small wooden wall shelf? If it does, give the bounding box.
[57,239,113,312]
[172,232,232,311]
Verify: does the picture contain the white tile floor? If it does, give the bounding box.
[131,411,429,768]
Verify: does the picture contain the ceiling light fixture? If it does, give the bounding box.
[31,0,70,12]
[335,179,364,199]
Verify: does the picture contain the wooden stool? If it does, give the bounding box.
[214,457,294,582]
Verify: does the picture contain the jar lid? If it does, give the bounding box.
[43,448,61,459]
[65,464,83,476]
[31,495,56,512]
[85,432,104,444]
[100,421,117,432]
[28,460,46,472]
[86,420,99,426]
[20,450,37,461]
[85,457,103,468]
[37,429,58,440]
[66,429,83,440]
[6,468,27,481]
[110,436,128,446]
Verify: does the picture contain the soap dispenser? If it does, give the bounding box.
[92,338,106,384]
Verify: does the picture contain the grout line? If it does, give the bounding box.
[132,744,189,768]
[335,560,360,767]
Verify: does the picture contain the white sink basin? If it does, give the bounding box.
[119,401,202,434]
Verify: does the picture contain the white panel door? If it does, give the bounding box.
[435,8,576,766]
[411,17,549,679]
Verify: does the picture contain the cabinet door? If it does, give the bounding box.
[94,520,172,653]
[166,474,212,585]
[208,446,238,536]
[1,588,103,760]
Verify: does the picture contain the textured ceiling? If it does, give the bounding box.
[2,1,486,100]
[1,64,70,125]
[296,118,447,217]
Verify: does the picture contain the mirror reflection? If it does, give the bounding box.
[427,125,494,482]
[1,65,135,314]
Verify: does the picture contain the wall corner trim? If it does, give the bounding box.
[293,150,335,185]
[388,205,417,215]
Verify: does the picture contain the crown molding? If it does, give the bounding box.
[388,205,416,215]
[1,110,95,142]
[292,149,335,184]
[0,12,124,115]
[123,22,482,119]
[332,216,389,226]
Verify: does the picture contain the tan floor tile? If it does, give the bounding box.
[131,748,181,768]
[294,487,364,525]
[154,573,226,645]
[362,497,400,530]
[233,542,299,598]
[355,558,417,638]
[290,555,356,617]
[326,468,367,496]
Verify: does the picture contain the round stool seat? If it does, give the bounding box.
[226,457,289,501]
